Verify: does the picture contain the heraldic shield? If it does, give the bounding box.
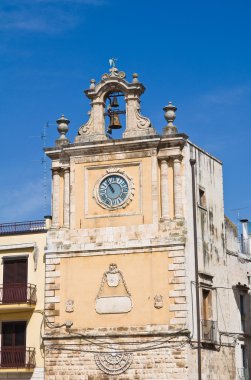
[95,263,132,314]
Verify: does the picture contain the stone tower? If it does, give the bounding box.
[44,63,251,379]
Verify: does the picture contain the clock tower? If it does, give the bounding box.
[44,63,233,379]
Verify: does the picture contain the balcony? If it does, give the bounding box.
[201,319,217,343]
[0,220,46,236]
[0,348,35,369]
[0,284,37,313]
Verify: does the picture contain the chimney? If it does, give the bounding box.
[240,219,250,254]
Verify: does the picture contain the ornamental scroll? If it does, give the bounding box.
[95,264,132,314]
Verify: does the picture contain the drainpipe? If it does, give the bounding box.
[190,158,202,380]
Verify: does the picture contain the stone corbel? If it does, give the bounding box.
[123,95,156,138]
[76,110,93,140]
[33,243,39,271]
[135,106,151,129]
[75,98,107,142]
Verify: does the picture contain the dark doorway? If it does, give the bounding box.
[1,321,26,367]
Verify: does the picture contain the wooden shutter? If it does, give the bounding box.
[1,322,26,367]
[3,258,28,303]
[3,258,27,285]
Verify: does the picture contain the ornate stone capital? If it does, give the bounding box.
[51,167,61,175]
[171,155,183,163]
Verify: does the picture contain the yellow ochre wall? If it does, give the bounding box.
[57,251,174,329]
[56,155,180,228]
[73,156,153,229]
[0,232,46,368]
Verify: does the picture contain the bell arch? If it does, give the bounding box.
[75,63,156,143]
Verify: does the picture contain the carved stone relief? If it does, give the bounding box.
[95,352,133,375]
[95,264,132,314]
[154,295,164,309]
[65,299,74,313]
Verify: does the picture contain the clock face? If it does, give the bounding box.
[98,174,129,208]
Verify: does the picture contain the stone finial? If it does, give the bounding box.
[56,114,70,146]
[102,59,126,79]
[132,73,139,83]
[163,102,178,135]
[90,79,96,89]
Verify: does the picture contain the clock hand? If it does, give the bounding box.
[108,184,115,193]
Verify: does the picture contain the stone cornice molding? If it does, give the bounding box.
[0,243,36,251]
[46,134,189,162]
[44,239,186,256]
[43,326,190,339]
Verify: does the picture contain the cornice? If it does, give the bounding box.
[44,134,189,160]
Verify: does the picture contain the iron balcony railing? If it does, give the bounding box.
[0,220,46,235]
[201,319,217,343]
[0,347,35,369]
[0,284,37,305]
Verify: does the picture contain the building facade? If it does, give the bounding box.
[0,218,50,380]
[0,64,250,380]
[42,64,251,380]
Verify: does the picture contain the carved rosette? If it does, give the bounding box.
[93,168,135,210]
[95,352,133,375]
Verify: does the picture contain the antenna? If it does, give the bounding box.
[41,122,49,216]
[40,121,57,216]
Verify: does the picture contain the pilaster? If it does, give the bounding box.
[173,156,183,218]
[160,159,169,220]
[51,168,60,228]
[63,167,70,228]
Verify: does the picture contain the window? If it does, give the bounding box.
[202,288,212,320]
[240,294,246,331]
[199,188,206,209]
[241,344,248,380]
[201,288,217,342]
[1,321,26,367]
[2,257,28,303]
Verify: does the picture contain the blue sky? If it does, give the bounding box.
[0,0,251,224]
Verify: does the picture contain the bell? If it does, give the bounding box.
[108,112,122,132]
[111,96,119,108]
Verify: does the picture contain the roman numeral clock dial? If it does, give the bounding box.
[94,170,135,210]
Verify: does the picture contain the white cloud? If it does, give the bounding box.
[0,0,105,32]
[200,84,251,106]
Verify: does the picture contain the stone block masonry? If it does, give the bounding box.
[44,337,189,380]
